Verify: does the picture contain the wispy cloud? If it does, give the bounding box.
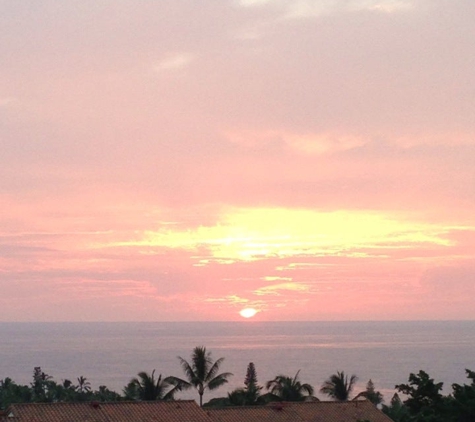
[358,0,414,13]
[153,52,194,72]
[262,276,292,281]
[225,130,367,155]
[254,282,310,296]
[204,294,249,304]
[0,97,16,107]
[236,0,414,18]
[238,0,273,6]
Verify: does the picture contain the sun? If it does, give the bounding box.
[239,308,258,318]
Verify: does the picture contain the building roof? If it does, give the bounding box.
[207,400,395,422]
[2,400,394,422]
[3,400,212,422]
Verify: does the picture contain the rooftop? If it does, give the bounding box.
[3,400,210,422]
[2,400,394,422]
[207,400,394,422]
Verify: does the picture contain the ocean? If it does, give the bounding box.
[0,321,474,402]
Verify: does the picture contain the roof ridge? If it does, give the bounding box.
[7,399,200,408]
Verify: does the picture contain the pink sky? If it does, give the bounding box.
[1,0,474,321]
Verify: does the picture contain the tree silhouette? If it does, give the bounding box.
[76,376,91,394]
[244,362,258,387]
[169,346,232,407]
[353,379,383,405]
[31,367,55,402]
[265,370,314,402]
[382,393,412,422]
[227,362,263,406]
[129,370,178,401]
[395,370,446,421]
[320,371,358,401]
[243,362,262,404]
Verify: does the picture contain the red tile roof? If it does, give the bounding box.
[207,400,395,422]
[3,400,212,422]
[2,400,394,422]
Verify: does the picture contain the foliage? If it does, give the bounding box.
[242,362,263,405]
[76,376,91,394]
[265,370,314,402]
[244,362,258,388]
[203,396,231,408]
[382,393,412,422]
[320,371,358,401]
[0,378,32,410]
[31,367,55,402]
[0,367,121,410]
[354,379,384,405]
[448,369,475,422]
[128,370,178,401]
[1,359,475,422]
[95,385,122,402]
[226,362,263,406]
[168,346,233,407]
[395,370,447,422]
[226,388,247,406]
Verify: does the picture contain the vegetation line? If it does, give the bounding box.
[1,347,474,421]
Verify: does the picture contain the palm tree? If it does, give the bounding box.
[31,367,54,402]
[168,346,233,407]
[320,371,358,401]
[76,376,91,394]
[129,370,178,401]
[265,370,314,402]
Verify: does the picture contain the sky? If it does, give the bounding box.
[1,0,474,321]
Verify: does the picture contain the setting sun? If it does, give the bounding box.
[239,308,258,318]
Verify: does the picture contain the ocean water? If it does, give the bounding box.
[0,321,474,402]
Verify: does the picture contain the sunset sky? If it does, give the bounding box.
[1,0,474,321]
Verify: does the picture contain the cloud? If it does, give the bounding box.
[359,0,414,13]
[254,282,310,296]
[153,52,194,72]
[225,130,367,154]
[99,207,462,265]
[204,294,249,304]
[262,276,292,281]
[1,0,474,321]
[236,0,415,18]
[0,97,17,107]
[238,0,273,6]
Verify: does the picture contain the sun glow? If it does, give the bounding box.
[112,207,453,264]
[239,308,258,318]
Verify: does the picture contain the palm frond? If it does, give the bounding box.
[320,371,358,401]
[265,372,314,401]
[191,346,212,381]
[205,357,225,382]
[178,357,197,384]
[161,376,185,400]
[292,370,301,385]
[207,372,233,391]
[165,376,192,391]
[301,383,315,396]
